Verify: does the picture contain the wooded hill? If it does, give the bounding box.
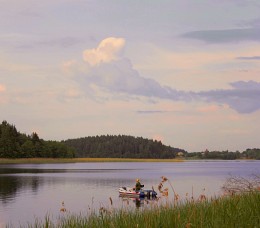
[0,121,75,158]
[0,120,185,159]
[63,135,186,158]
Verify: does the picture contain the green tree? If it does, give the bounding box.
[0,120,75,158]
[21,140,35,158]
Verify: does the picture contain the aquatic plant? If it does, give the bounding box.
[222,174,260,194]
[20,191,260,228]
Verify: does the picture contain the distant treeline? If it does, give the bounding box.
[185,149,260,160]
[2,120,259,160]
[0,121,75,158]
[63,135,186,158]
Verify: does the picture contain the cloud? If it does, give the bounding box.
[77,38,188,100]
[236,56,260,60]
[83,37,125,66]
[242,17,260,28]
[79,57,190,101]
[73,38,260,114]
[136,110,168,114]
[181,28,260,43]
[197,81,260,113]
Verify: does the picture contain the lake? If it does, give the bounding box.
[0,160,259,227]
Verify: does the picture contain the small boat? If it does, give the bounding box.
[119,186,157,198]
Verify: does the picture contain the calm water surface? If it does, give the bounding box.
[0,160,259,227]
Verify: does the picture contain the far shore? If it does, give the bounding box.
[0,157,185,164]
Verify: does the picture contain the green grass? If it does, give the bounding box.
[0,157,184,164]
[20,191,260,228]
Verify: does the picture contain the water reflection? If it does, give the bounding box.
[119,195,158,209]
[0,176,21,204]
[0,175,41,204]
[0,166,135,205]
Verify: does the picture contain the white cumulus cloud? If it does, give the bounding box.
[83,37,125,66]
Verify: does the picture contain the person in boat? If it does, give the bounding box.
[134,178,142,192]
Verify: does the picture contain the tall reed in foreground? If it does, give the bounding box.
[20,191,260,228]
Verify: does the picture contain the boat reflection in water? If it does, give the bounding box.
[119,194,158,208]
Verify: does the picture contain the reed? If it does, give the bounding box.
[20,191,260,228]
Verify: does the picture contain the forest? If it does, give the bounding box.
[63,135,185,158]
[0,120,185,159]
[185,149,260,160]
[0,121,75,158]
[1,120,259,159]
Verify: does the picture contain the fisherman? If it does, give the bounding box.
[134,178,142,192]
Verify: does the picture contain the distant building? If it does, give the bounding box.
[177,152,184,157]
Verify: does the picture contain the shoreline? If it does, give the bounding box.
[0,157,257,164]
[0,157,185,164]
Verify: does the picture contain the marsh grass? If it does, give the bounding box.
[20,191,260,228]
[0,157,184,164]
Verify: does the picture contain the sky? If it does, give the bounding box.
[0,0,260,152]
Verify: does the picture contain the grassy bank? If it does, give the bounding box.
[22,191,259,228]
[0,157,184,164]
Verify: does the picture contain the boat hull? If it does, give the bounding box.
[119,187,157,198]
